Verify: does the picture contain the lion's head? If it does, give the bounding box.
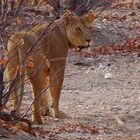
[63,10,95,48]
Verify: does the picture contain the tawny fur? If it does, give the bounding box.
[6,11,95,124]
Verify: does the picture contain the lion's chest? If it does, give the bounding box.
[42,28,69,59]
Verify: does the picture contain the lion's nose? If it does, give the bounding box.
[86,39,91,46]
[86,39,91,44]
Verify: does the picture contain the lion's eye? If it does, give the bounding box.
[76,27,82,33]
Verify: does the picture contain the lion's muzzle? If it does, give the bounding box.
[78,39,93,49]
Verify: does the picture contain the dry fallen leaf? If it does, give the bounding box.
[82,36,140,57]
[58,123,97,134]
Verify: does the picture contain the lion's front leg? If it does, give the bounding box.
[40,91,49,116]
[49,80,65,118]
[49,63,66,118]
[28,75,44,124]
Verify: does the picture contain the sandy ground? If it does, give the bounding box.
[3,53,140,140]
[16,52,140,140]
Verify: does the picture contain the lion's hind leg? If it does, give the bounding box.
[6,67,21,116]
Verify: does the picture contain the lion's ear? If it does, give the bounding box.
[82,11,95,27]
[63,10,76,25]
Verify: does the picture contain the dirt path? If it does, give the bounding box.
[4,53,140,140]
[15,53,139,140]
[31,53,139,140]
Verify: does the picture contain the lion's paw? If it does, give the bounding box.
[41,108,50,116]
[32,116,43,124]
[51,110,66,118]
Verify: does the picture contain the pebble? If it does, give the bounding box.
[105,73,113,79]
[99,63,106,69]
[129,12,136,16]
[48,132,56,137]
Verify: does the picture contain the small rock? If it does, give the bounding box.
[99,62,111,69]
[104,73,113,79]
[136,3,140,10]
[48,132,56,137]
[114,115,125,126]
[128,81,131,84]
[111,106,122,112]
[85,69,90,74]
[90,66,95,70]
[137,53,140,57]
[54,118,59,121]
[73,59,92,66]
[99,63,105,69]
[129,12,136,16]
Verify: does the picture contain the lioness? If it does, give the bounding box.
[6,10,95,124]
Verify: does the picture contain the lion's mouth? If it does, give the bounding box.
[78,45,90,50]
